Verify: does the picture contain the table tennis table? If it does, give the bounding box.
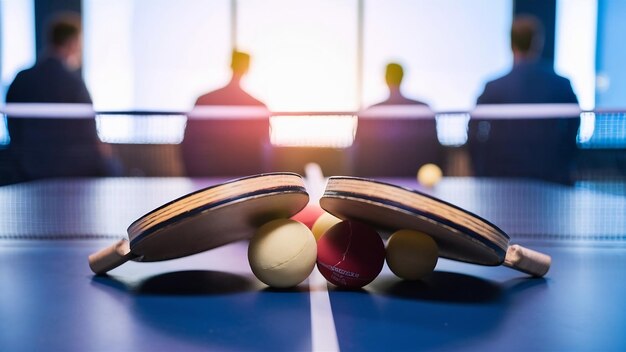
[1,177,625,351]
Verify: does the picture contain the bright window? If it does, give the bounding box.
[237,0,358,112]
[0,0,36,145]
[555,0,597,111]
[83,0,231,110]
[363,0,513,111]
[83,0,230,143]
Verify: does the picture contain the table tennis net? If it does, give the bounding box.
[0,103,624,208]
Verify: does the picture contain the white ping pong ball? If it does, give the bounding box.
[417,163,443,188]
[386,229,438,280]
[311,212,342,241]
[248,219,317,288]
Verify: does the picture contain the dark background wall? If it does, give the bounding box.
[513,0,557,65]
[35,0,82,55]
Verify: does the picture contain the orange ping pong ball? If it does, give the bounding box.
[248,219,317,288]
[311,212,342,241]
[316,220,385,289]
[386,229,438,280]
[417,163,443,188]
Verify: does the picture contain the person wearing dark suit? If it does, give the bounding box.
[370,63,429,107]
[477,16,578,104]
[472,15,579,184]
[5,12,116,182]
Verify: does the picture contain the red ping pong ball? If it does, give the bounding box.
[316,220,385,289]
[291,203,325,229]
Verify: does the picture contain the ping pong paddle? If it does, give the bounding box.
[319,177,551,277]
[88,173,309,275]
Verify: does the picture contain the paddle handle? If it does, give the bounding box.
[503,244,551,277]
[88,239,136,275]
[304,162,326,202]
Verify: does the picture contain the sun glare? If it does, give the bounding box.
[270,114,357,148]
[238,0,358,112]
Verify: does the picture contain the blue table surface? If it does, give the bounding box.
[1,177,625,351]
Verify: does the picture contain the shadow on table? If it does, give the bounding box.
[373,271,503,303]
[92,270,258,295]
[372,270,548,303]
[326,270,548,351]
[91,270,312,351]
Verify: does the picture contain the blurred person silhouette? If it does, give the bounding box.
[195,50,266,107]
[472,15,579,184]
[370,63,429,107]
[477,15,578,104]
[183,50,268,176]
[5,12,120,182]
[354,63,439,176]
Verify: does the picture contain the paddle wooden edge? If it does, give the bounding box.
[88,239,136,275]
[503,244,551,277]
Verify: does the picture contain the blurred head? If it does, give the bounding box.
[510,15,544,60]
[385,63,404,88]
[231,50,251,79]
[46,12,83,70]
